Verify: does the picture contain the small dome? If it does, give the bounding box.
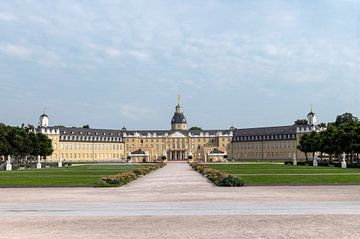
[307,111,315,117]
[171,113,187,124]
[121,126,127,131]
[39,112,49,127]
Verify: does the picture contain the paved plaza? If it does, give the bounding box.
[1,162,360,238]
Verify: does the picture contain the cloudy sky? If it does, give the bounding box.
[0,0,359,130]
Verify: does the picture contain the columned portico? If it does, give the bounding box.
[169,150,187,160]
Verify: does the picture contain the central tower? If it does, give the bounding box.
[171,95,187,130]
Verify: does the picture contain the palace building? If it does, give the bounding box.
[38,97,322,162]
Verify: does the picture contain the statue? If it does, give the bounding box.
[37,155,42,169]
[313,156,318,167]
[6,155,12,171]
[188,150,193,163]
[341,152,347,169]
[293,153,297,166]
[162,150,167,162]
[58,155,63,168]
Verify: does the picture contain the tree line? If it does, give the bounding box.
[0,123,53,165]
[298,113,360,162]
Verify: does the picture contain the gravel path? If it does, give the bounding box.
[1,162,360,238]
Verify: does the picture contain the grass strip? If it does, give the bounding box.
[206,163,360,186]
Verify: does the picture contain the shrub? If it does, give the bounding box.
[189,163,245,187]
[347,163,360,168]
[99,163,165,187]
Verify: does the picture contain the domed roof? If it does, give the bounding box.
[171,112,187,124]
[307,111,315,117]
[40,113,48,118]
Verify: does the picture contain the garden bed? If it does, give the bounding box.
[190,162,245,186]
[98,163,166,187]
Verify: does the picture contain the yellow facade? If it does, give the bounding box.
[38,99,320,162]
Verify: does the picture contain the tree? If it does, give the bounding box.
[82,124,90,129]
[294,119,308,125]
[335,113,358,126]
[320,125,338,162]
[298,134,311,162]
[0,123,53,166]
[307,131,320,160]
[189,126,202,131]
[0,124,11,159]
[319,122,327,128]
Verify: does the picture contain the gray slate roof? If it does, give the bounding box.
[233,125,297,137]
[43,126,123,137]
[124,129,232,136]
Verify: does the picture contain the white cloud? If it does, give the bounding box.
[105,47,121,57]
[0,44,31,57]
[127,50,152,63]
[0,12,17,21]
[120,104,153,120]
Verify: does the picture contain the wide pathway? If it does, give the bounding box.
[1,162,360,238]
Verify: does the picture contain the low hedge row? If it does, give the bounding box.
[98,163,166,187]
[190,163,245,186]
[284,160,360,168]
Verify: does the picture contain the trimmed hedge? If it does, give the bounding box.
[190,163,245,187]
[284,160,360,168]
[98,163,166,187]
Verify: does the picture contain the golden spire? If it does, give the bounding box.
[178,94,180,106]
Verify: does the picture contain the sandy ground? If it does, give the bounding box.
[1,162,360,238]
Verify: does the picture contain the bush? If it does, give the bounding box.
[284,160,360,168]
[99,163,165,187]
[189,163,245,187]
[347,163,360,168]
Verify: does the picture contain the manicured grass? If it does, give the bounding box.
[0,164,148,187]
[206,163,360,185]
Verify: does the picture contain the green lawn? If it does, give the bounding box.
[206,163,360,185]
[0,164,147,187]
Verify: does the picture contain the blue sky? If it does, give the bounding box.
[0,0,359,130]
